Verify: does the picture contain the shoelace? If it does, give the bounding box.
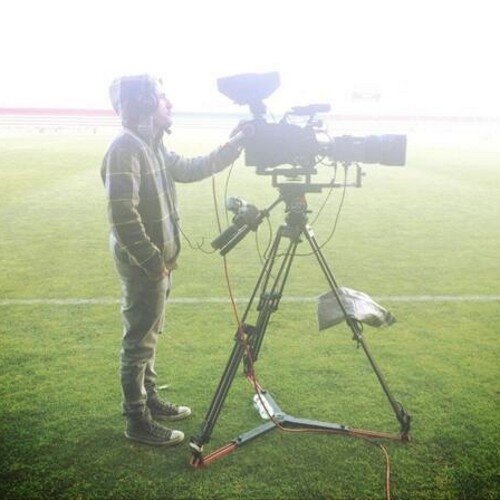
[147,420,172,438]
[151,399,178,413]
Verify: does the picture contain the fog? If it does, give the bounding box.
[1,0,497,117]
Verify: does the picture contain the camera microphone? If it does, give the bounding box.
[226,197,247,214]
[290,104,331,116]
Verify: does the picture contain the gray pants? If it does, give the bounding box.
[111,236,171,418]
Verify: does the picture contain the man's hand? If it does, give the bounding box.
[215,120,255,166]
[146,267,171,281]
[229,120,254,140]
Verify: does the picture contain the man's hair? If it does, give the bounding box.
[109,74,159,124]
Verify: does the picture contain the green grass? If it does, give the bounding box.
[0,129,499,499]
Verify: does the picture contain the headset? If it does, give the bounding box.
[120,75,159,119]
[137,76,158,114]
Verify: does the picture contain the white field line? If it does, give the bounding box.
[0,295,499,306]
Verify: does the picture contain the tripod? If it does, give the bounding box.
[189,184,411,467]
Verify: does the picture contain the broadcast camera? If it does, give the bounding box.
[218,72,406,176]
[189,75,412,466]
[211,72,408,254]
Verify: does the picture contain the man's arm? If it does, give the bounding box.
[164,142,242,183]
[103,145,165,279]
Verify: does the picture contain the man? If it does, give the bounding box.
[101,74,242,446]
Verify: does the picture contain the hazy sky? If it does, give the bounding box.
[1,0,498,116]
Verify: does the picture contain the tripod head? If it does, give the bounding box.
[212,160,366,256]
[211,180,339,256]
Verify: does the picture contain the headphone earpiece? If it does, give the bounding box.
[118,75,159,122]
[139,93,158,114]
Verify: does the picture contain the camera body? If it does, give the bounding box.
[244,120,319,170]
[218,72,406,173]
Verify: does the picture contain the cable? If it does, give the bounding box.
[176,156,237,255]
[255,214,274,266]
[294,163,348,257]
[223,160,236,226]
[316,166,348,250]
[309,166,338,227]
[358,438,392,500]
[255,229,264,265]
[262,216,274,262]
[176,222,217,254]
[210,173,250,346]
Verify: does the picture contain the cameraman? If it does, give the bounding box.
[101,74,241,446]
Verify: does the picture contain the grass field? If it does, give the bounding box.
[0,125,499,499]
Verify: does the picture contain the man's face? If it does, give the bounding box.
[152,81,173,131]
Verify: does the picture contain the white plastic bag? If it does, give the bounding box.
[317,287,396,331]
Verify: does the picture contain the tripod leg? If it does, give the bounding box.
[245,226,300,370]
[302,225,411,436]
[189,332,248,463]
[190,225,300,462]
